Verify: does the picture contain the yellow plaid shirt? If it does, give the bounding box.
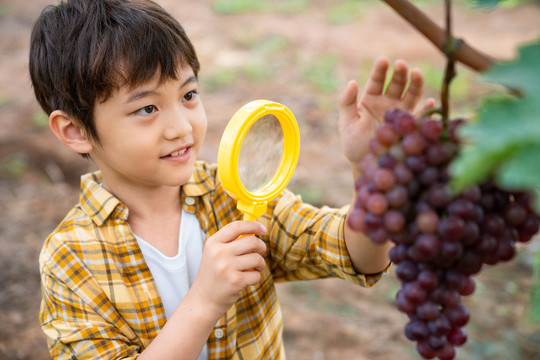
[40,161,388,359]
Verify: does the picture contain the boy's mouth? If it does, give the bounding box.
[161,145,192,159]
[170,148,187,157]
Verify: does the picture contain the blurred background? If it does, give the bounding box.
[1,0,539,359]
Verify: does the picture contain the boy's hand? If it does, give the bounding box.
[338,57,435,175]
[190,221,267,318]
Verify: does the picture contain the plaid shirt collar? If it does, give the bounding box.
[79,162,217,226]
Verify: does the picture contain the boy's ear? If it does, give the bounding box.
[49,110,94,154]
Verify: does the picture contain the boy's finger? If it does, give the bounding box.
[338,80,359,123]
[236,253,266,272]
[413,97,437,118]
[217,221,267,243]
[384,60,409,99]
[364,57,390,95]
[401,68,424,110]
[231,236,267,256]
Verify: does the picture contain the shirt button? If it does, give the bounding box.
[214,329,225,339]
[184,196,195,206]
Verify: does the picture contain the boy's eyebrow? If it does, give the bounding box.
[126,75,198,103]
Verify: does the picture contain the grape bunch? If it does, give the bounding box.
[348,108,540,360]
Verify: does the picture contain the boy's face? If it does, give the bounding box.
[89,65,207,190]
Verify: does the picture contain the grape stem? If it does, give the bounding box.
[381,0,493,73]
[441,0,457,126]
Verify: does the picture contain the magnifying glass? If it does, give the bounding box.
[217,100,300,221]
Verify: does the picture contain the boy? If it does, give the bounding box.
[30,0,430,359]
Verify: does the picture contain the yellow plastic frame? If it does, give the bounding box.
[218,100,300,220]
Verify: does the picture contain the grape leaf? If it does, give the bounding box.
[450,40,540,212]
[482,41,540,95]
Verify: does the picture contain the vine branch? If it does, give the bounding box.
[381,0,494,73]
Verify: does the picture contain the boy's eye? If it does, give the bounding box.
[135,105,156,115]
[183,91,198,102]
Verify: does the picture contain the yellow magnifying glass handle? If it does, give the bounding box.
[243,213,257,221]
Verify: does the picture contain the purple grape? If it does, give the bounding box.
[396,261,419,282]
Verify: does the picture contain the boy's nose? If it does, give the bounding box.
[163,107,192,140]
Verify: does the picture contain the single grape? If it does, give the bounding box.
[415,234,440,260]
[418,269,439,291]
[417,301,440,321]
[504,203,527,226]
[438,216,465,242]
[436,342,456,360]
[376,123,400,146]
[374,168,396,191]
[378,154,396,169]
[420,119,443,142]
[439,242,463,262]
[426,143,449,166]
[419,167,439,186]
[482,214,505,235]
[447,327,467,346]
[389,143,407,163]
[445,269,466,292]
[386,185,408,208]
[367,193,388,215]
[368,227,389,244]
[428,315,451,336]
[369,138,387,156]
[417,341,436,359]
[405,320,430,341]
[395,112,418,135]
[428,184,452,208]
[396,289,416,314]
[426,334,446,351]
[403,132,426,155]
[415,210,439,234]
[347,209,366,231]
[394,163,413,184]
[406,155,427,173]
[459,276,475,296]
[445,305,469,327]
[396,261,419,282]
[364,213,383,230]
[448,198,475,219]
[384,210,406,233]
[403,281,427,303]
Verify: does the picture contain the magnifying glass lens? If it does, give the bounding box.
[238,114,284,193]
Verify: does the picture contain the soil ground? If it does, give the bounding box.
[1,1,539,359]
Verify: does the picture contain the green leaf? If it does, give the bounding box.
[450,39,540,213]
[497,144,540,191]
[482,41,540,95]
[450,95,540,191]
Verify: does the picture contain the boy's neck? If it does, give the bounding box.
[101,175,182,219]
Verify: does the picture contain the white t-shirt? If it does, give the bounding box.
[134,209,207,360]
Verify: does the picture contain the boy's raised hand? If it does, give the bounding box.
[190,221,267,318]
[338,57,434,174]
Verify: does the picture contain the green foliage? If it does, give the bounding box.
[0,153,28,178]
[301,54,340,93]
[212,0,308,15]
[200,68,238,92]
[466,0,537,9]
[450,40,540,213]
[32,111,49,129]
[326,0,368,25]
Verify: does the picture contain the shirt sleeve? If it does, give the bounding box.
[40,242,141,360]
[262,189,389,287]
